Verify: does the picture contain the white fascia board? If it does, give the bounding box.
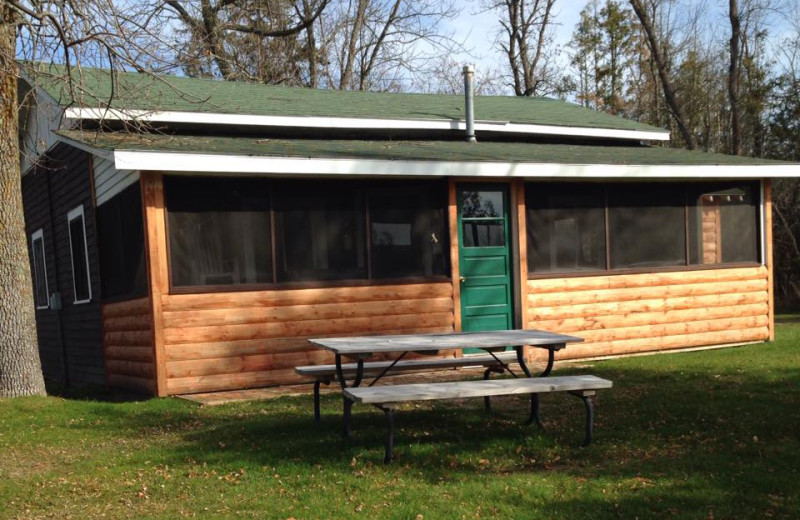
[65,107,671,142]
[114,150,800,179]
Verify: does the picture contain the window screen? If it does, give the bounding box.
[527,183,606,273]
[274,181,366,282]
[608,184,687,269]
[368,183,448,278]
[97,183,147,300]
[166,176,272,287]
[67,206,92,303]
[31,230,48,308]
[688,182,760,265]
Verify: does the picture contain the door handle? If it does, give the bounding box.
[459,276,467,283]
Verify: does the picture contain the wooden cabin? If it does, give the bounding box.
[18,67,799,396]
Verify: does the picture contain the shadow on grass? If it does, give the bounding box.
[39,341,800,518]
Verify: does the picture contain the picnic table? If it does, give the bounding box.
[307,330,585,437]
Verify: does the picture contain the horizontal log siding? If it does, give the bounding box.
[526,267,770,359]
[102,297,156,394]
[161,282,456,394]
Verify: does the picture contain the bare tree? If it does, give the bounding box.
[485,0,561,97]
[315,0,462,91]
[729,0,743,155]
[163,0,330,83]
[629,0,696,148]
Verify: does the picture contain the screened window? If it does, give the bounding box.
[369,184,448,278]
[526,182,760,277]
[67,205,92,303]
[688,182,760,264]
[274,182,365,283]
[527,183,606,273]
[164,177,448,289]
[608,184,686,269]
[30,229,49,308]
[97,183,147,300]
[166,177,272,288]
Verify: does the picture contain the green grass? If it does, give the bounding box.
[2,324,799,520]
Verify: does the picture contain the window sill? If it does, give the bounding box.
[169,276,453,295]
[527,262,763,280]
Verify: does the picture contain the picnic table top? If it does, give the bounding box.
[308,329,584,355]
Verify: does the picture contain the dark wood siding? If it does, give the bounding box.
[22,143,105,387]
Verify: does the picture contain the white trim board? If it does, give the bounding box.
[113,150,800,179]
[66,205,93,304]
[30,228,49,310]
[63,107,671,142]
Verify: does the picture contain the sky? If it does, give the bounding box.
[443,0,799,87]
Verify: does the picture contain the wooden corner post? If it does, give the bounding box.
[765,179,775,341]
[515,180,529,330]
[141,171,169,396]
[448,178,462,333]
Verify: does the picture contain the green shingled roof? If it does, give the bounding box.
[58,130,790,166]
[32,64,666,134]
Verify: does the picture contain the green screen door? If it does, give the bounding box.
[457,185,514,349]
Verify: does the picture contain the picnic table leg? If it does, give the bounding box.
[570,391,595,446]
[525,394,544,429]
[336,354,364,438]
[381,406,395,464]
[482,366,504,414]
[313,380,322,423]
[515,346,533,378]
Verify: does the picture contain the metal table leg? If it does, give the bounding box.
[336,353,364,438]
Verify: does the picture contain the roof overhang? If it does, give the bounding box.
[63,107,672,142]
[110,149,799,179]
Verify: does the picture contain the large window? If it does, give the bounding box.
[166,177,273,288]
[30,229,49,309]
[67,205,92,303]
[97,183,148,300]
[526,181,761,276]
[274,182,365,283]
[687,183,760,264]
[165,177,448,289]
[526,183,606,273]
[608,184,686,269]
[370,185,447,278]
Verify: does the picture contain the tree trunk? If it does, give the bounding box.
[0,5,46,397]
[630,0,696,149]
[339,0,368,90]
[728,0,742,155]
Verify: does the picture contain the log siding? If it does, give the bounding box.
[526,266,770,359]
[161,282,456,394]
[101,297,156,393]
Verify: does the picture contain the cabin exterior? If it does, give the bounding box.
[18,67,799,396]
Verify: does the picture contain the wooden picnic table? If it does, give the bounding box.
[308,329,584,437]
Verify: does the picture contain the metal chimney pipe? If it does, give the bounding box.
[463,65,476,143]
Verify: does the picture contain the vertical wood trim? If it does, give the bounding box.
[141,171,168,396]
[448,178,461,332]
[764,179,774,341]
[515,180,529,329]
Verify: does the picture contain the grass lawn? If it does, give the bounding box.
[2,324,799,519]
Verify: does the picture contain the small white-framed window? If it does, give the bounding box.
[67,205,92,304]
[30,228,49,309]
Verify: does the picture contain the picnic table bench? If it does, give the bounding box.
[295,351,519,422]
[346,375,613,463]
